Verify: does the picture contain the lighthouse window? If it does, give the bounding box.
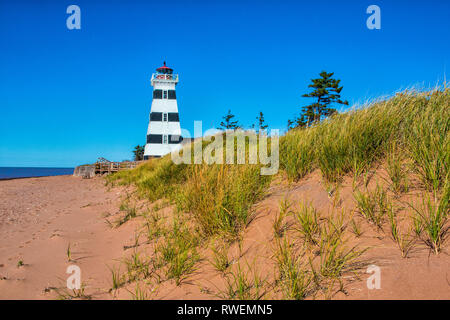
[163,112,168,122]
[163,90,168,99]
[163,134,168,144]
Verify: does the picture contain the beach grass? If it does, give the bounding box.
[106,87,449,298]
[280,88,449,186]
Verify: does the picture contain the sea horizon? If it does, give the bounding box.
[0,167,74,180]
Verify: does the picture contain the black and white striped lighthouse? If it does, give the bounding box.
[144,62,183,159]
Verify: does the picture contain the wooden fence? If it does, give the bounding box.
[94,160,143,174]
[73,159,144,178]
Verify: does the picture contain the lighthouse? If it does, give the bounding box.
[144,62,183,159]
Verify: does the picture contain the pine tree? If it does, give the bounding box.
[219,109,239,130]
[300,71,348,125]
[255,111,268,133]
[133,145,145,161]
[287,114,307,130]
[287,119,293,131]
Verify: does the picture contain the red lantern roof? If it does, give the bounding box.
[156,61,173,72]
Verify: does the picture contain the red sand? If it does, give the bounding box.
[0,174,448,299]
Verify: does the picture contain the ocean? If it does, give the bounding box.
[0,167,74,180]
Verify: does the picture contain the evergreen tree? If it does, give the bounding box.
[132,145,145,161]
[287,114,307,130]
[255,111,268,133]
[219,109,239,130]
[287,119,293,131]
[300,71,348,125]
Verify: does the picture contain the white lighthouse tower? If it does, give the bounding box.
[144,62,183,159]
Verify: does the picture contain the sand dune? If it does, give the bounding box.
[0,174,448,299]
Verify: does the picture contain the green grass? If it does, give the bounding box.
[410,181,449,254]
[66,243,73,262]
[280,89,449,185]
[108,140,271,240]
[176,163,270,239]
[154,217,200,285]
[143,210,165,242]
[314,217,366,280]
[114,200,138,227]
[273,198,292,239]
[105,88,448,297]
[293,202,321,245]
[216,262,266,300]
[56,283,91,300]
[274,209,367,299]
[386,141,409,194]
[404,91,449,193]
[279,128,317,180]
[109,265,126,291]
[350,218,363,237]
[354,184,389,230]
[387,208,416,258]
[123,251,152,282]
[108,89,448,239]
[210,242,231,273]
[128,282,158,300]
[274,237,314,300]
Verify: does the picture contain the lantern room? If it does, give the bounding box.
[156,61,173,74]
[152,61,178,83]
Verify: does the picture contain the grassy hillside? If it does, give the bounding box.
[110,88,448,227]
[106,89,449,299]
[281,89,449,189]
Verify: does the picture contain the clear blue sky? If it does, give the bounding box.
[0,0,449,167]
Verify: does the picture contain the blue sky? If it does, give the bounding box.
[0,0,449,167]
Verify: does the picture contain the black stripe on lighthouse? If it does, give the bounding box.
[152,89,176,100]
[168,113,179,121]
[153,90,162,99]
[146,134,183,144]
[168,90,176,99]
[150,112,180,122]
[169,135,183,144]
[150,112,162,121]
[147,134,162,144]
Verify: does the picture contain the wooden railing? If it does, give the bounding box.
[74,158,145,178]
[94,160,144,174]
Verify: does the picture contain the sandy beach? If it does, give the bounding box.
[0,174,449,300]
[0,175,141,299]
